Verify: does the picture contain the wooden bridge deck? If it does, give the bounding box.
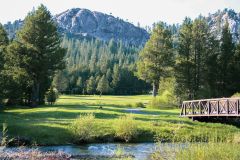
[180,98,240,118]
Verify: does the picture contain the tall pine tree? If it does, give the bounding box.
[137,23,174,97]
[219,21,235,96]
[175,18,194,99]
[0,24,9,103]
[7,5,65,106]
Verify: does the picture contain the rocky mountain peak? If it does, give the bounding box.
[207,8,240,42]
[55,8,149,46]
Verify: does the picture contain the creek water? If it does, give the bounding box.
[1,143,184,160]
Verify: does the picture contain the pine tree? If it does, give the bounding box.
[86,76,96,95]
[191,17,210,98]
[111,65,120,93]
[230,43,240,94]
[4,41,32,104]
[15,4,65,106]
[52,71,68,93]
[175,17,215,99]
[97,75,111,96]
[137,23,174,97]
[0,24,9,103]
[205,36,221,98]
[175,18,194,99]
[45,86,58,105]
[76,77,83,92]
[219,21,235,96]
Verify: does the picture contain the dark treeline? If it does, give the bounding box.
[54,37,150,95]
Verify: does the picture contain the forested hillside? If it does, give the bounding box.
[54,36,150,95]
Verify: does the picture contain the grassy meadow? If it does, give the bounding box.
[0,95,239,145]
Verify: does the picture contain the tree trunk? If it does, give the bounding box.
[152,82,159,97]
[31,82,40,107]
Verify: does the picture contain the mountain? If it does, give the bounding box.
[55,8,149,46]
[3,8,240,44]
[3,8,149,46]
[207,8,240,42]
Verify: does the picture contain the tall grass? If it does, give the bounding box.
[151,131,240,160]
[70,113,96,143]
[150,143,240,160]
[1,123,8,146]
[176,143,240,160]
[115,115,138,142]
[1,123,14,146]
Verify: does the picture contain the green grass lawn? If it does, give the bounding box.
[0,95,239,145]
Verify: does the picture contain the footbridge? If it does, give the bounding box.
[180,98,240,119]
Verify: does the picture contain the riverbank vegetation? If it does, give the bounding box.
[151,143,240,160]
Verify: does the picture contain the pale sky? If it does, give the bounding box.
[0,0,240,26]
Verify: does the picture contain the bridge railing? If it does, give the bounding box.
[180,98,240,117]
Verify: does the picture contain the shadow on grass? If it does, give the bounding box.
[0,109,122,124]
[7,123,72,145]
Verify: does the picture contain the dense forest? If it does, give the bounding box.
[54,37,150,95]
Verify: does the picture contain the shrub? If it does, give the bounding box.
[134,102,144,108]
[70,113,96,143]
[232,92,240,98]
[148,97,176,109]
[115,115,138,142]
[1,123,14,146]
[154,128,175,143]
[125,103,133,108]
[45,87,59,105]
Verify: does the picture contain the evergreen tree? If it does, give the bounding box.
[4,41,32,104]
[97,75,111,96]
[109,38,117,54]
[0,24,9,103]
[52,71,68,93]
[45,86,58,105]
[175,17,216,99]
[76,77,83,92]
[219,21,235,96]
[111,65,120,93]
[191,17,210,98]
[137,23,174,97]
[86,76,96,94]
[204,36,221,98]
[175,18,194,99]
[230,43,240,93]
[14,4,65,106]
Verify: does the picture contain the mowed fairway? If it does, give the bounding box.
[0,95,239,145]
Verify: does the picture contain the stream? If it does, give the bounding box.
[0,143,183,159]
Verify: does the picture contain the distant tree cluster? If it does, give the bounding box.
[53,37,151,95]
[0,5,65,106]
[137,17,240,101]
